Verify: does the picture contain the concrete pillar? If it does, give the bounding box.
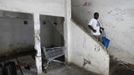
[64,0,71,62]
[33,13,42,74]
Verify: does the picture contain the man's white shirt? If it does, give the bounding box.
[88,18,101,36]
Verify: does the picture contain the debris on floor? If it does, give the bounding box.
[110,57,134,75]
[0,55,98,75]
[0,55,37,75]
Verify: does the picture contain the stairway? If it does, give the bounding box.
[67,20,109,75]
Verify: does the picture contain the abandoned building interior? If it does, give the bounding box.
[0,0,134,75]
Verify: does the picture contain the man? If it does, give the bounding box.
[88,12,104,41]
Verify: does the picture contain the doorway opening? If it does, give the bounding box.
[40,15,64,48]
[40,15,65,72]
[0,10,35,58]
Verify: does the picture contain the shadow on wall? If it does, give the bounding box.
[71,0,93,28]
[110,57,134,75]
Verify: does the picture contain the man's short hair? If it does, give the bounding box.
[94,12,99,16]
[94,12,99,19]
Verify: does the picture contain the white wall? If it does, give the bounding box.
[0,12,65,56]
[72,0,134,64]
[69,21,109,75]
[0,0,65,17]
[0,13,34,55]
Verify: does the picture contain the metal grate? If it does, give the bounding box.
[45,47,64,60]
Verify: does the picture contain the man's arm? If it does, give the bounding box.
[99,21,104,30]
[100,27,104,30]
[88,19,96,32]
[88,25,96,32]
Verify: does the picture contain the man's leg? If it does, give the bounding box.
[94,35,101,42]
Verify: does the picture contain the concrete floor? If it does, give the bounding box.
[3,55,134,75]
[42,57,134,75]
[110,57,134,75]
[15,55,97,75]
[41,62,97,75]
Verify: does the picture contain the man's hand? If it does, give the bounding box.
[88,25,96,32]
[93,29,96,32]
[100,27,104,30]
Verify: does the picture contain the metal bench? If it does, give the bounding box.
[42,47,64,72]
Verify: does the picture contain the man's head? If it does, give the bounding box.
[94,12,99,19]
